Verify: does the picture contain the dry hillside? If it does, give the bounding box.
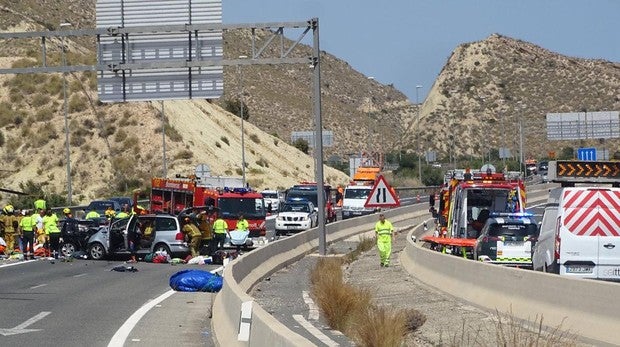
[0,2,619,206]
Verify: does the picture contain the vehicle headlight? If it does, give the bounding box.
[301,216,309,221]
[276,216,284,221]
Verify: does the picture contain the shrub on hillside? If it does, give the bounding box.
[174,150,193,160]
[293,138,309,154]
[223,98,250,120]
[69,95,88,113]
[249,133,260,144]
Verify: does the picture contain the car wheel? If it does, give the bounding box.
[88,242,106,260]
[154,243,171,255]
[61,242,77,258]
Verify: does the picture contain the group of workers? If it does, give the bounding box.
[0,199,65,259]
[180,210,249,258]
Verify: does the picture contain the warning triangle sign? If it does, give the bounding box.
[364,175,400,208]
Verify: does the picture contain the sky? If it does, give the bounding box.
[223,0,619,102]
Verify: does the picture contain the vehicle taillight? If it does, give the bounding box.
[175,232,185,241]
[554,216,561,260]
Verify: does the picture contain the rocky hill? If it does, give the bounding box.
[0,2,618,206]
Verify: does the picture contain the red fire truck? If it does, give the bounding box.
[150,177,267,237]
[424,168,526,253]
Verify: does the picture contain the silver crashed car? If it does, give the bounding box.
[86,214,190,260]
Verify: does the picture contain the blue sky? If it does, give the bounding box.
[223,0,619,102]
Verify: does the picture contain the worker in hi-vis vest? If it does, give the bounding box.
[374,213,394,267]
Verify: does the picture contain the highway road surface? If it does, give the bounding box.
[0,258,219,346]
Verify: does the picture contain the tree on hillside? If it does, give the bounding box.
[293,138,309,154]
[223,98,250,120]
[559,147,574,160]
[8,180,67,209]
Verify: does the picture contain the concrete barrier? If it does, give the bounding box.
[401,196,620,345]
[212,184,559,346]
[212,205,427,346]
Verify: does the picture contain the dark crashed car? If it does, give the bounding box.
[474,213,538,268]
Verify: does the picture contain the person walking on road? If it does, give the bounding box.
[374,213,394,267]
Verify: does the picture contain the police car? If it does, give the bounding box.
[473,213,538,268]
[275,198,318,236]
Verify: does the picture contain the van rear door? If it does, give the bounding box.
[560,188,620,278]
[594,189,620,280]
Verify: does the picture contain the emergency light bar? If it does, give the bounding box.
[489,212,534,218]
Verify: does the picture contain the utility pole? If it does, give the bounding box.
[60,22,72,205]
[416,85,422,184]
[238,55,248,186]
[161,100,167,177]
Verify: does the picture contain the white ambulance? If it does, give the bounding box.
[532,160,620,280]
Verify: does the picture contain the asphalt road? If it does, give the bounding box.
[0,196,419,347]
[0,258,218,346]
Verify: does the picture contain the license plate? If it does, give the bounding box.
[503,241,523,246]
[565,265,593,274]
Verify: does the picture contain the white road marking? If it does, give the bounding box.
[107,290,176,347]
[292,314,339,347]
[0,260,34,268]
[302,291,319,321]
[108,268,221,347]
[0,311,51,336]
[72,273,87,278]
[30,284,47,290]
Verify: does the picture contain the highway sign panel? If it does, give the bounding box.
[556,161,620,179]
[577,148,596,161]
[364,175,400,208]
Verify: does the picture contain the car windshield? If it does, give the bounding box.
[344,188,370,199]
[282,203,310,213]
[218,197,266,219]
[488,223,538,238]
[262,192,278,199]
[286,190,318,207]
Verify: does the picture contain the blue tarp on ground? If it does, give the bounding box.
[169,270,223,292]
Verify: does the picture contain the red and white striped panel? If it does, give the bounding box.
[562,189,620,237]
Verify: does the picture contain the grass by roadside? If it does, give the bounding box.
[310,235,425,347]
[311,234,580,347]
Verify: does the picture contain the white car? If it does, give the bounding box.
[261,189,282,213]
[275,200,318,235]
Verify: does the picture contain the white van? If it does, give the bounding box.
[341,184,376,220]
[532,184,620,279]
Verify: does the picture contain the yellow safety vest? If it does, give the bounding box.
[44,214,60,234]
[213,219,228,234]
[20,215,34,231]
[374,220,394,236]
[236,219,249,231]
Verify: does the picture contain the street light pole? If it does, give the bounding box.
[416,85,422,184]
[238,55,248,186]
[367,76,374,158]
[161,100,167,177]
[60,22,72,205]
